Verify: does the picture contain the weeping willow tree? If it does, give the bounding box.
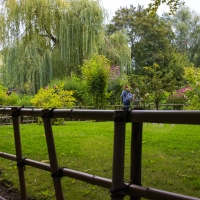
[59,0,105,75]
[0,0,131,94]
[1,0,60,93]
[3,43,52,94]
[101,30,132,75]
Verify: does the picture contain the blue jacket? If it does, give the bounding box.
[120,90,129,103]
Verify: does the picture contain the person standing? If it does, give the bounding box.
[120,85,131,111]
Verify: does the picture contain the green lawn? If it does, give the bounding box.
[0,121,200,199]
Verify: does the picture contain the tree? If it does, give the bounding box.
[106,5,184,80]
[132,13,176,74]
[143,63,177,109]
[106,5,146,60]
[171,6,200,67]
[184,66,200,109]
[0,0,131,95]
[101,30,132,75]
[81,54,110,108]
[128,50,189,109]
[147,0,185,14]
[0,0,104,93]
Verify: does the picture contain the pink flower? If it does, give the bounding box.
[109,66,120,79]
[176,86,192,93]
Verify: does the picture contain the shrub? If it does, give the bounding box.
[0,85,18,106]
[17,95,34,106]
[63,74,87,106]
[31,85,76,109]
[6,92,18,106]
[166,92,187,110]
[81,54,110,108]
[0,88,7,105]
[31,85,76,124]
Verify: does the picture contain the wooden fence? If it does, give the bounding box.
[0,107,200,200]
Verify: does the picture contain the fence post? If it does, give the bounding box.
[130,108,143,200]
[42,109,64,200]
[11,107,27,200]
[111,110,127,200]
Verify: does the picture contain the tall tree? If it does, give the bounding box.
[106,5,184,79]
[171,6,200,67]
[132,13,176,74]
[0,0,105,93]
[0,0,131,94]
[106,5,146,60]
[101,30,132,75]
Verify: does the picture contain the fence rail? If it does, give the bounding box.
[0,107,200,200]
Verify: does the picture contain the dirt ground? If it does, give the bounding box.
[0,179,36,200]
[0,179,22,200]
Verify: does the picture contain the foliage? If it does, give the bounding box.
[0,85,34,106]
[3,44,52,95]
[63,75,87,106]
[167,92,186,104]
[101,30,132,74]
[0,0,104,92]
[133,14,176,75]
[106,5,185,84]
[81,54,111,108]
[143,63,177,109]
[107,67,126,105]
[6,92,18,106]
[59,0,105,75]
[147,0,185,14]
[30,85,76,124]
[30,85,76,109]
[183,66,200,110]
[17,95,33,107]
[171,6,200,67]
[106,5,147,61]
[0,86,8,105]
[166,91,187,109]
[127,74,152,107]
[0,0,131,95]
[0,85,18,106]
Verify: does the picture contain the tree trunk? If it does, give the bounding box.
[155,98,159,110]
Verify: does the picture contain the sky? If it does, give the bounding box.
[100,0,200,21]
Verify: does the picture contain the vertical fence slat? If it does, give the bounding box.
[130,118,143,200]
[42,109,64,200]
[11,107,27,200]
[111,110,127,200]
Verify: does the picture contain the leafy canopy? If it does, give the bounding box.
[147,0,185,14]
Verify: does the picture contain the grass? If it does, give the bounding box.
[0,121,200,199]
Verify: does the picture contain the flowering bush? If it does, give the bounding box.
[166,91,187,110]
